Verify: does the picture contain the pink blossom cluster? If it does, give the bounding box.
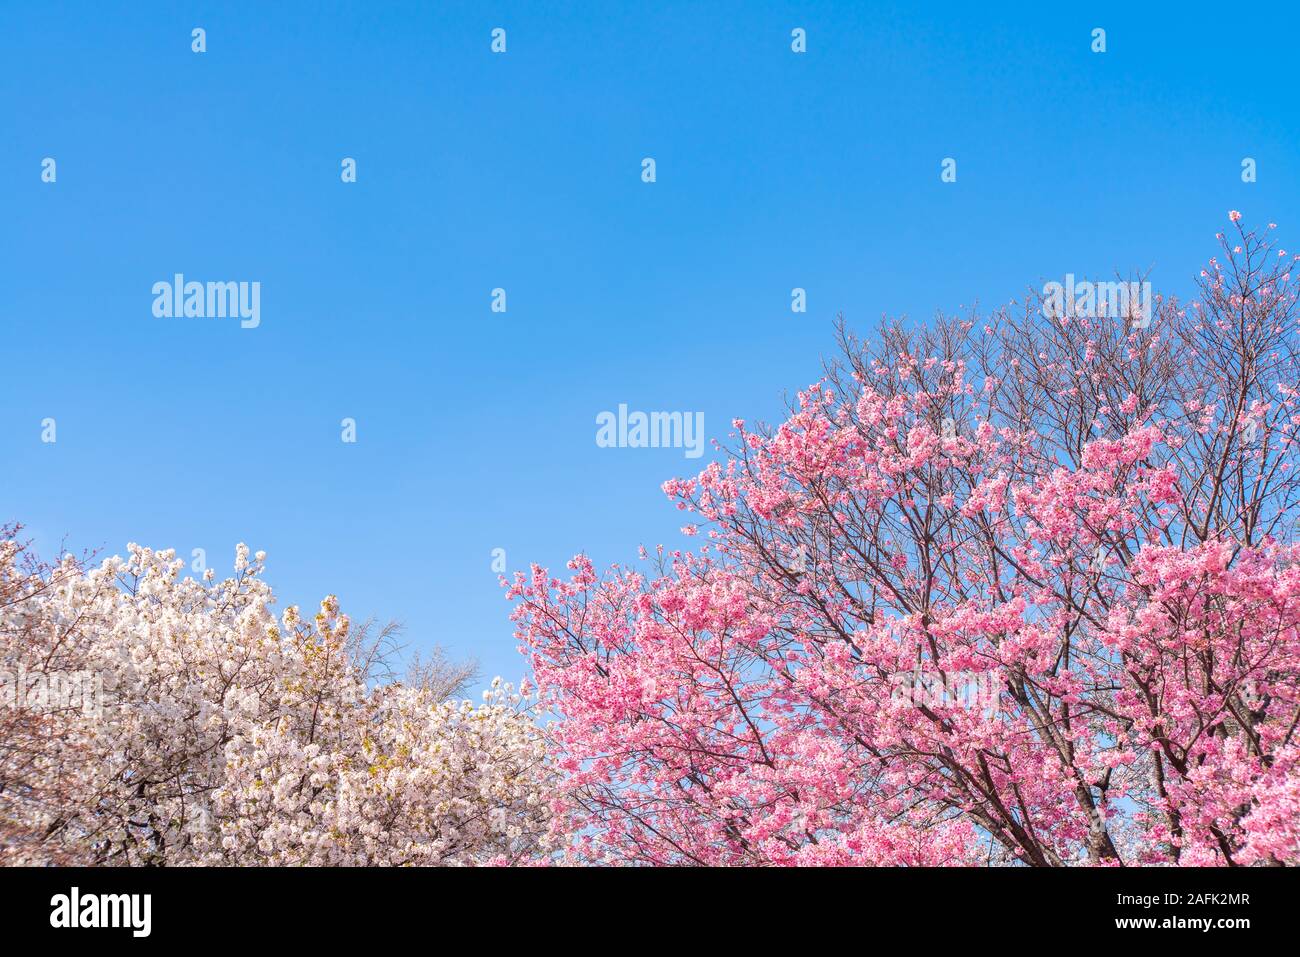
[510,214,1300,866]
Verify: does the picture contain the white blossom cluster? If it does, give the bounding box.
[0,541,554,865]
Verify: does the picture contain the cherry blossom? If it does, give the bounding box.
[511,216,1300,866]
[1,536,554,865]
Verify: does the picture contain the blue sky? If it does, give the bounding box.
[2,1,1297,687]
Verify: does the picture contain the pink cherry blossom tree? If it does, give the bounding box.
[511,214,1300,866]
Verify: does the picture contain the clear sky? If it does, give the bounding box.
[2,1,1297,687]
